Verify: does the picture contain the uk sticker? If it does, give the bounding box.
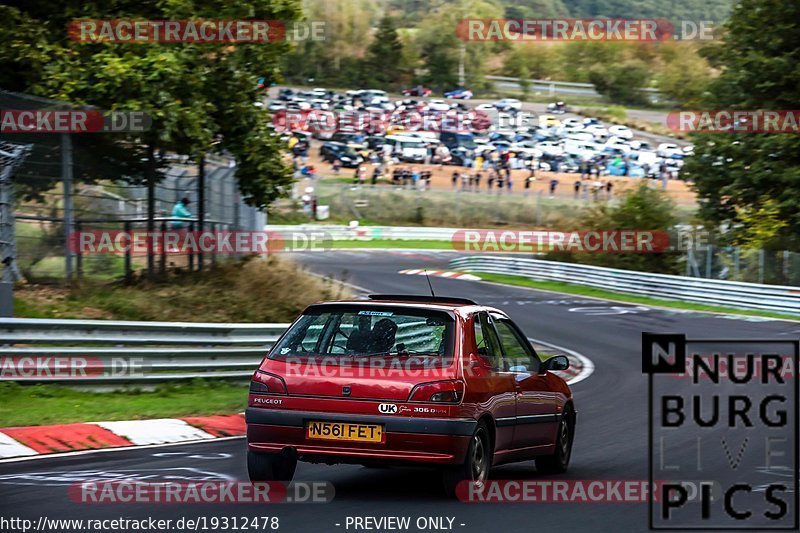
[644,333,798,530]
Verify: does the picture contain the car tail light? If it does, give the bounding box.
[250,370,287,394]
[408,380,465,403]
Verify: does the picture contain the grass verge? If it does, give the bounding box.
[471,272,799,322]
[0,380,248,427]
[14,255,350,322]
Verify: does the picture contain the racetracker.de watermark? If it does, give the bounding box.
[0,356,145,379]
[68,481,333,504]
[0,110,150,133]
[451,230,671,253]
[68,20,326,43]
[68,230,332,255]
[667,110,800,133]
[272,108,504,135]
[457,480,721,502]
[456,18,679,41]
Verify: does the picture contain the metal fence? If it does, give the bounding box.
[485,75,665,104]
[449,255,800,315]
[1,89,266,284]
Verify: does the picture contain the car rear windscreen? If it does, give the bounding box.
[269,305,455,363]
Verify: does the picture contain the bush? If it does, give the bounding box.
[546,184,681,274]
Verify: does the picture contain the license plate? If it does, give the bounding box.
[306,421,383,443]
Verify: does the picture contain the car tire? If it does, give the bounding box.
[247,449,297,482]
[442,421,491,498]
[535,406,574,475]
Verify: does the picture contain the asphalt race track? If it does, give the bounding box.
[1,249,798,532]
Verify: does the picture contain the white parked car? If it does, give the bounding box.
[584,124,609,141]
[565,131,596,143]
[537,140,565,156]
[608,125,634,139]
[682,144,695,156]
[560,118,584,128]
[657,143,683,158]
[493,98,522,111]
[475,103,495,111]
[427,99,451,112]
[629,140,654,151]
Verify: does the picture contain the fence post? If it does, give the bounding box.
[783,250,790,283]
[124,221,132,284]
[159,220,167,275]
[74,221,83,280]
[734,247,740,280]
[61,133,74,283]
[705,244,713,278]
[210,222,217,269]
[188,222,195,271]
[758,249,765,284]
[197,153,205,272]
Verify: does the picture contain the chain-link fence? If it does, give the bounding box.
[1,89,266,284]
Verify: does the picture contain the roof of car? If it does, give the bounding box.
[308,295,487,312]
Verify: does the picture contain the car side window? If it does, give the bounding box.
[473,312,505,372]
[493,318,539,373]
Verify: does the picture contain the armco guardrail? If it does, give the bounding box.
[267,224,459,242]
[0,319,288,383]
[450,256,800,315]
[0,318,435,383]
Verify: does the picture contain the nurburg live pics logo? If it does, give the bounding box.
[642,333,799,530]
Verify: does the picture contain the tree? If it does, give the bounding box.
[588,59,651,106]
[0,0,302,275]
[362,16,406,88]
[682,0,800,250]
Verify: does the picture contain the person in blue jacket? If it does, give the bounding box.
[170,197,194,229]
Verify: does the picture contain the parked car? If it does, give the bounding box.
[546,101,567,114]
[319,142,363,167]
[444,88,473,99]
[539,115,561,128]
[278,88,296,101]
[608,125,633,140]
[246,295,577,496]
[383,135,429,163]
[493,98,522,112]
[657,143,683,158]
[402,85,432,97]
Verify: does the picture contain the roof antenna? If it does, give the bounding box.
[424,270,436,297]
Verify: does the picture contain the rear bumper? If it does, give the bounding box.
[246,407,475,465]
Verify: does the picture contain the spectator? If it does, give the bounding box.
[332,159,341,175]
[574,179,581,199]
[451,170,459,189]
[606,180,613,198]
[549,178,558,198]
[372,166,380,186]
[170,197,193,229]
[524,175,532,197]
[474,172,482,191]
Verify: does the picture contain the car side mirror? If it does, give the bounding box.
[470,351,493,370]
[541,355,570,373]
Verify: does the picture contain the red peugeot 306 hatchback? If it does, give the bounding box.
[246,295,576,495]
